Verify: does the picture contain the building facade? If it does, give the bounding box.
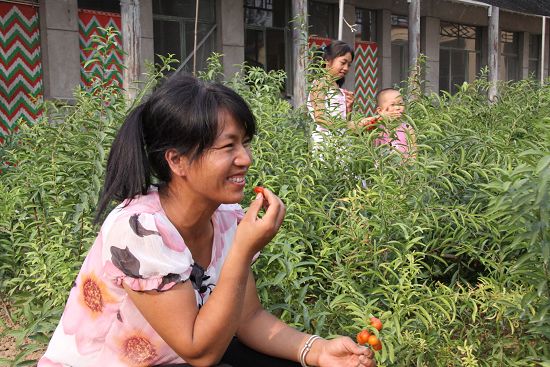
[1,0,549,139]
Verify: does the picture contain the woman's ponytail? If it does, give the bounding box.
[94,103,151,223]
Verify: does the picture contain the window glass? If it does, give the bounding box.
[529,34,541,78]
[266,29,285,71]
[153,0,215,22]
[500,31,519,81]
[245,1,290,94]
[245,29,266,68]
[391,15,408,87]
[355,8,376,42]
[78,0,120,12]
[439,22,481,93]
[308,1,336,39]
[440,49,450,93]
[153,0,216,73]
[244,0,285,28]
[153,19,181,63]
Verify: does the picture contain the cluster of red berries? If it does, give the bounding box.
[356,317,383,351]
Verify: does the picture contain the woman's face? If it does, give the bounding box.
[327,52,353,79]
[182,112,253,205]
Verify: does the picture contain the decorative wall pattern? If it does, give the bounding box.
[0,1,42,140]
[354,41,378,116]
[308,36,379,116]
[78,9,122,88]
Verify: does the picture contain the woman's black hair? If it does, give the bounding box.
[322,40,355,87]
[94,73,256,223]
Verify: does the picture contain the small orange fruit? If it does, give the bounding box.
[356,329,371,345]
[372,340,383,351]
[367,335,379,346]
[370,317,383,331]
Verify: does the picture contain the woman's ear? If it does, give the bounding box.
[164,149,188,177]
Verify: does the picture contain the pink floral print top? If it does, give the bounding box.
[38,187,244,367]
[374,122,415,158]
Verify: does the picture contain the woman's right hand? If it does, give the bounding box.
[233,188,286,258]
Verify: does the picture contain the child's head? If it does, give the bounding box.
[322,40,354,86]
[376,88,404,118]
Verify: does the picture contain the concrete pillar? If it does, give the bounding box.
[291,0,307,108]
[420,16,440,93]
[217,0,244,79]
[342,2,356,91]
[377,9,392,89]
[39,0,80,101]
[519,32,529,79]
[140,0,154,78]
[488,6,499,102]
[408,0,420,80]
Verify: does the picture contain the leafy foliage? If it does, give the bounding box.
[0,39,549,366]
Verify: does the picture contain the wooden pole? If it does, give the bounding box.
[193,0,199,75]
[541,16,546,83]
[121,0,141,100]
[338,0,344,40]
[292,0,308,109]
[488,6,499,102]
[408,0,421,90]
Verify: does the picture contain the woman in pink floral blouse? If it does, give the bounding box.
[38,74,376,367]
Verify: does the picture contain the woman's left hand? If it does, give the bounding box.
[313,336,376,367]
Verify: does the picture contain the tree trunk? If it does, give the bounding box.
[488,6,499,102]
[121,0,141,100]
[291,0,308,109]
[408,0,421,95]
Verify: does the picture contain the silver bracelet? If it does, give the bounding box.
[299,334,321,367]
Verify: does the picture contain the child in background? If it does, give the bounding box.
[362,88,417,160]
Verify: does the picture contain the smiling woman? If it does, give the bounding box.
[36,73,376,367]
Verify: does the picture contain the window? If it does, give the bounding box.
[500,31,519,81]
[391,15,408,87]
[78,0,120,12]
[152,0,216,73]
[355,8,376,42]
[439,22,481,93]
[308,1,336,39]
[244,0,286,28]
[244,0,290,93]
[528,34,541,79]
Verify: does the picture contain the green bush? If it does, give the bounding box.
[0,44,549,365]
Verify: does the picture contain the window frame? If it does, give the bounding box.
[439,22,482,93]
[152,0,217,72]
[244,0,291,95]
[500,30,520,81]
[391,14,409,88]
[355,8,377,43]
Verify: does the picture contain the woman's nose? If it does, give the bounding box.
[234,145,252,167]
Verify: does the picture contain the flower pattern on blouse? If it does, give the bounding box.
[38,188,245,367]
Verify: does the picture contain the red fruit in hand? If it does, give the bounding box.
[372,340,383,351]
[253,186,265,195]
[356,329,371,345]
[367,335,379,346]
[370,317,383,331]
